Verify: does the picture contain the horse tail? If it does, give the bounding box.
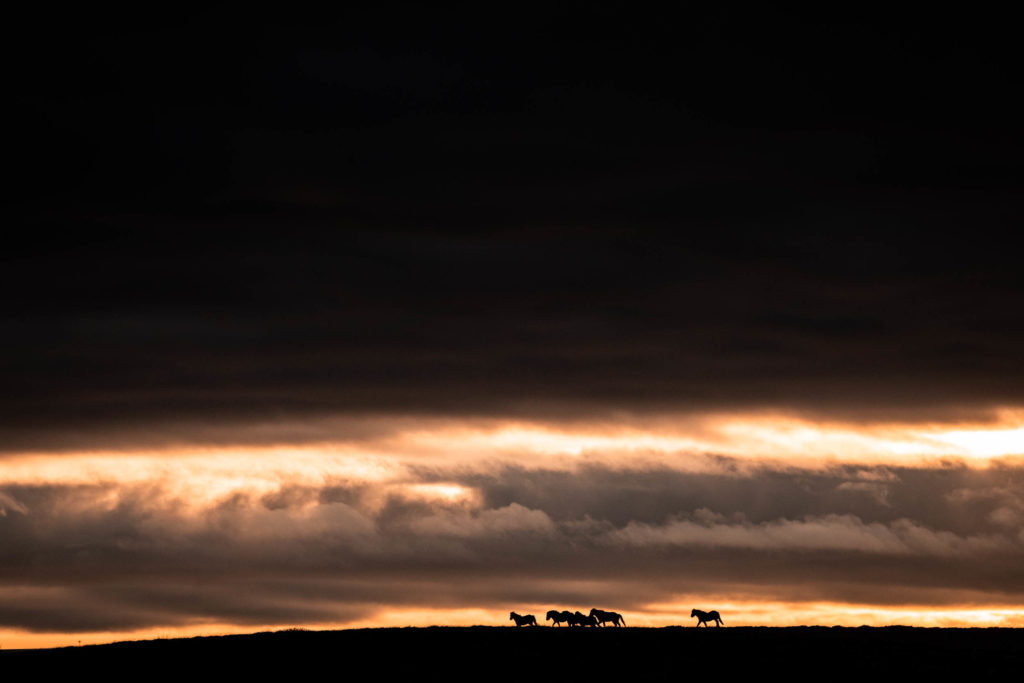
[620,615,626,626]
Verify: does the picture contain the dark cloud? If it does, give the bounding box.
[3,459,1023,631]
[3,8,1022,449]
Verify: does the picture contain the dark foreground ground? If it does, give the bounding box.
[3,626,1023,680]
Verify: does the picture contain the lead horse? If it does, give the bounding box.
[691,609,724,627]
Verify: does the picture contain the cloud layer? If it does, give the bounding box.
[3,454,1023,634]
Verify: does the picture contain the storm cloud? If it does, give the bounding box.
[6,7,1024,452]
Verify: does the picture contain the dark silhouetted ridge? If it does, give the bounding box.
[2,627,1022,680]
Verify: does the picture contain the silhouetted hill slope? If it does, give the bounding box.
[3,627,1023,680]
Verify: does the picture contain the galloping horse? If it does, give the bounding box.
[574,611,599,627]
[510,611,538,627]
[690,609,724,627]
[589,608,626,627]
[546,609,571,626]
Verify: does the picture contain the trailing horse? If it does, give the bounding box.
[546,610,571,626]
[690,609,724,627]
[589,608,626,627]
[510,611,538,627]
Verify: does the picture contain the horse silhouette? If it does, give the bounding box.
[574,611,598,627]
[691,609,724,627]
[510,611,538,627]
[589,608,625,627]
[546,610,572,626]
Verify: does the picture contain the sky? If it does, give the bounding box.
[4,6,1023,647]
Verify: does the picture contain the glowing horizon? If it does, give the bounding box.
[4,601,1023,650]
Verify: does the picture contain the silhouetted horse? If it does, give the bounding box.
[510,611,538,627]
[589,608,625,627]
[574,611,598,627]
[691,609,724,627]
[546,610,571,626]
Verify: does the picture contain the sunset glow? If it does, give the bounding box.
[5,7,1022,655]
[2,409,1023,647]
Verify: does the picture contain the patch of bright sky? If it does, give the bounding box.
[1,410,1020,495]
